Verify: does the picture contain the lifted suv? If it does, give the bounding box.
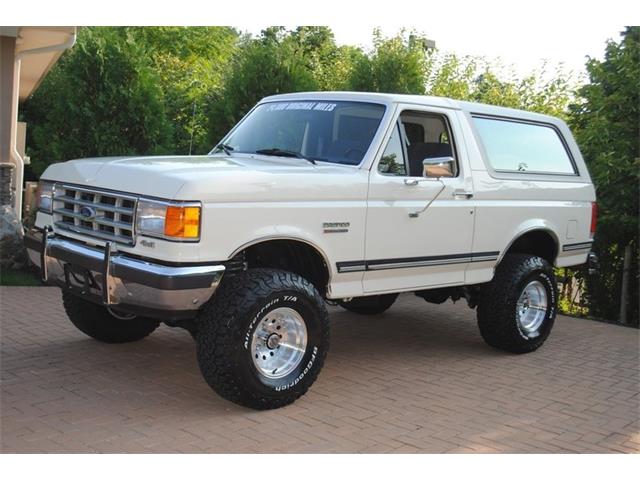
[26,92,597,409]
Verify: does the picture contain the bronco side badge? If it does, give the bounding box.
[323,222,350,233]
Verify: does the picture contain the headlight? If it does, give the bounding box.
[36,181,54,214]
[136,199,201,241]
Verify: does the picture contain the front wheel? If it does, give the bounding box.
[477,254,557,353]
[62,291,159,343]
[195,268,329,410]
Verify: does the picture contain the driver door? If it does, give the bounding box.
[362,106,476,293]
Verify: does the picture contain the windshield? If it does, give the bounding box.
[213,101,386,165]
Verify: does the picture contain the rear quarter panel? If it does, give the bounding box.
[456,109,596,284]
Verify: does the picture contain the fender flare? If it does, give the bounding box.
[227,234,334,282]
[496,226,560,265]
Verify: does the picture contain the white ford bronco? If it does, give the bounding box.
[26,92,597,409]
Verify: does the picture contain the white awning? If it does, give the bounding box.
[0,26,77,100]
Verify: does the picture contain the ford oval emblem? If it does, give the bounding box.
[79,206,96,220]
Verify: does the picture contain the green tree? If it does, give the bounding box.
[124,27,238,154]
[290,26,361,91]
[22,27,173,176]
[349,30,430,94]
[427,53,476,100]
[569,27,640,324]
[426,54,573,117]
[207,28,319,143]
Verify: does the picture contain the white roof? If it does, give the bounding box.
[262,91,561,124]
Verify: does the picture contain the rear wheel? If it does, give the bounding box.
[477,254,557,353]
[62,291,159,343]
[337,293,398,315]
[195,268,329,410]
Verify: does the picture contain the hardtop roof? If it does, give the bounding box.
[262,91,562,124]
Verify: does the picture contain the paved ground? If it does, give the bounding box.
[1,286,638,453]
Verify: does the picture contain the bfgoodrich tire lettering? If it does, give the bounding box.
[195,268,329,410]
[62,291,159,343]
[477,254,557,353]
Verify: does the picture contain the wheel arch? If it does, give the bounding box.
[228,236,332,295]
[497,227,560,266]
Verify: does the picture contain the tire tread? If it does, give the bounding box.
[62,291,159,343]
[477,254,556,354]
[196,268,329,410]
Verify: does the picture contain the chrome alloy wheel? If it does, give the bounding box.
[516,280,548,336]
[250,307,308,379]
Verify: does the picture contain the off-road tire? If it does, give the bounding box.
[337,293,398,315]
[62,291,160,343]
[477,254,557,354]
[195,268,330,410]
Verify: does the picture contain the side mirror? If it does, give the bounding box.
[422,156,455,178]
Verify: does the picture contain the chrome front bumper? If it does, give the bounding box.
[25,228,225,319]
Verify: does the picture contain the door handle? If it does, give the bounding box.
[453,189,474,199]
[404,178,432,186]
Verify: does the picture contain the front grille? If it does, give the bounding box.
[52,184,137,245]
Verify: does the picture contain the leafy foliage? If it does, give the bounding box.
[206,27,321,142]
[349,30,429,94]
[568,27,639,324]
[22,28,174,176]
[123,27,237,154]
[427,55,573,117]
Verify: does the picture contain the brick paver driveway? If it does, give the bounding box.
[1,286,638,453]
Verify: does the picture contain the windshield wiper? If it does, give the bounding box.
[213,143,234,156]
[255,148,316,165]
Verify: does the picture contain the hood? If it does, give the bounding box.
[41,154,366,202]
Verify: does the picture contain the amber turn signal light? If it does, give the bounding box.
[164,206,201,239]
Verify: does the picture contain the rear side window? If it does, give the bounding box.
[473,116,576,175]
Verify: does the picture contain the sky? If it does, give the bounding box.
[336,25,624,79]
[9,0,637,86]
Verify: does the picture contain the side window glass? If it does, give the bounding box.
[472,116,576,174]
[378,124,407,176]
[400,111,458,177]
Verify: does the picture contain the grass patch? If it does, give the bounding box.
[0,268,41,286]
